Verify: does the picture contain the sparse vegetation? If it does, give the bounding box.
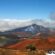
[26,44,36,55]
[26,44,36,51]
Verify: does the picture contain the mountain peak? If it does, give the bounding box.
[1,23,50,35]
[32,24,37,26]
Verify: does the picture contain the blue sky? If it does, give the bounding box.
[0,0,55,31]
[0,0,55,20]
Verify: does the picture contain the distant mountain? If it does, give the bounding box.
[0,24,51,47]
[3,24,50,35]
[0,24,54,47]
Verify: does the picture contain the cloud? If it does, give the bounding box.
[0,18,54,31]
[50,12,55,20]
[0,19,34,31]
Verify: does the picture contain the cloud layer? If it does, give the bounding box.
[50,12,55,20]
[0,18,54,31]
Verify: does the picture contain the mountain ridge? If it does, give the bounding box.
[1,24,50,35]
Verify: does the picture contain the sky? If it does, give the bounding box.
[0,0,55,31]
[0,0,55,19]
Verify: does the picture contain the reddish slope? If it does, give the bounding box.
[6,39,39,50]
[6,37,55,50]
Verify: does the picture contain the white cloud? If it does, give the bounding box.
[0,18,54,31]
[0,19,33,31]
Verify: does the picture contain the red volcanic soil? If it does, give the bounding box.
[6,37,55,50]
[6,39,39,50]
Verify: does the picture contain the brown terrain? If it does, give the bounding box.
[5,36,55,50]
[0,32,55,55]
[0,48,46,55]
